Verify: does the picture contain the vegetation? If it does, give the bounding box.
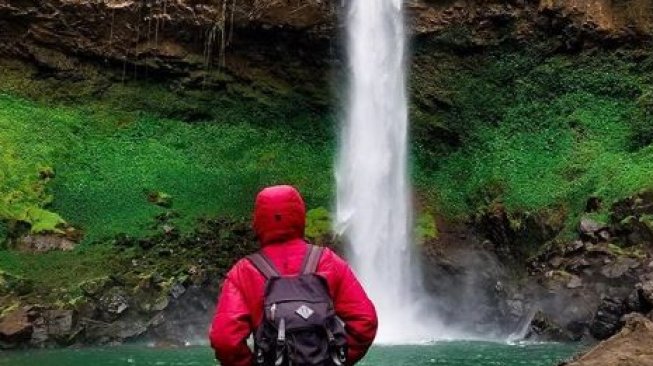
[414,50,653,234]
[0,63,333,290]
[0,245,124,292]
[2,45,653,292]
[305,207,332,242]
[0,74,334,243]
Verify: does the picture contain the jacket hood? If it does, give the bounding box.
[253,185,306,246]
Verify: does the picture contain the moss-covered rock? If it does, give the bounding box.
[0,271,33,296]
[79,277,113,299]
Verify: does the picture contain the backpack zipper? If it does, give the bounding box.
[270,303,277,322]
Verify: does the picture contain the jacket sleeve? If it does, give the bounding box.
[209,265,253,366]
[330,253,378,365]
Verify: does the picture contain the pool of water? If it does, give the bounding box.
[0,341,583,366]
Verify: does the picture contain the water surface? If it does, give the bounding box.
[0,341,582,366]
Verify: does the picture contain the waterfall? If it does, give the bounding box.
[336,0,447,343]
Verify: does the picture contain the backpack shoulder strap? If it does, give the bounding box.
[300,244,324,275]
[247,252,280,280]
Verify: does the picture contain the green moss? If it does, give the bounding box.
[415,212,438,244]
[631,89,653,149]
[0,245,125,292]
[305,207,332,241]
[415,50,653,236]
[0,72,334,242]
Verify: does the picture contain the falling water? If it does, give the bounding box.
[336,0,449,343]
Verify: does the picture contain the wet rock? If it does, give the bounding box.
[0,307,34,346]
[28,309,79,346]
[611,190,653,246]
[579,217,608,242]
[525,311,576,342]
[565,320,589,340]
[43,310,76,339]
[567,258,591,274]
[145,284,218,345]
[563,314,653,366]
[600,258,639,279]
[618,216,653,246]
[566,275,583,289]
[566,240,586,254]
[169,283,186,299]
[79,277,113,298]
[549,256,564,268]
[151,296,170,312]
[83,318,148,344]
[477,204,565,262]
[589,297,625,340]
[98,288,129,321]
[640,280,653,305]
[624,289,652,314]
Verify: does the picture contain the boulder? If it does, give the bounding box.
[169,283,186,299]
[16,235,76,252]
[600,258,639,279]
[566,275,583,289]
[618,216,653,246]
[525,311,576,342]
[0,307,35,346]
[589,297,624,340]
[639,280,653,305]
[562,314,653,366]
[579,217,608,242]
[98,288,129,321]
[611,190,653,246]
[79,277,113,298]
[43,310,76,340]
[624,289,652,314]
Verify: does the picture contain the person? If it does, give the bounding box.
[209,185,378,366]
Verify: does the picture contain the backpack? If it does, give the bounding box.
[247,245,348,366]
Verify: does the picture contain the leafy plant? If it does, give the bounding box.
[305,207,332,241]
[415,212,438,244]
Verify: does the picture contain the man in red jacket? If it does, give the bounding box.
[209,185,378,366]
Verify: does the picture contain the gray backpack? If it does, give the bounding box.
[248,245,348,366]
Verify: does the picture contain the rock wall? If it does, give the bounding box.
[2,0,652,86]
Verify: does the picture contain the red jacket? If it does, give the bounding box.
[209,185,378,366]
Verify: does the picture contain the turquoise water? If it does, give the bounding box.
[0,342,582,366]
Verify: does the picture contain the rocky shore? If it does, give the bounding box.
[418,189,653,341]
[0,219,257,349]
[561,314,653,366]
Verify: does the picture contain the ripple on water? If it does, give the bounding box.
[0,341,582,366]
